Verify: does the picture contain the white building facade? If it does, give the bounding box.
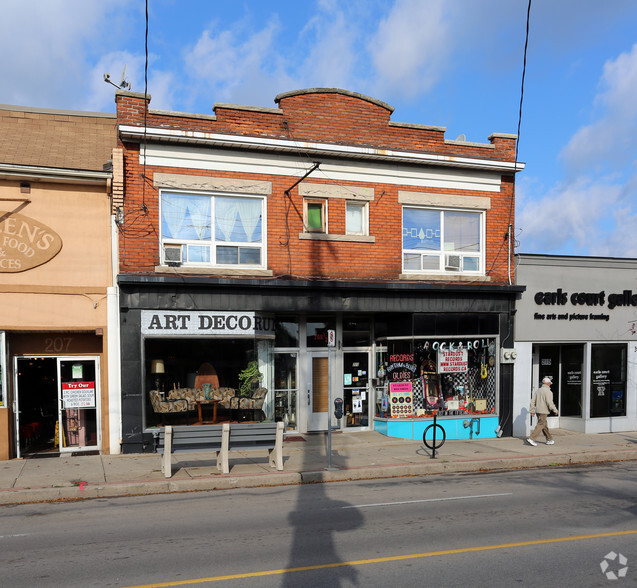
[513,254,637,437]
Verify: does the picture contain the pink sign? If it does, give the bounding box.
[390,381,412,393]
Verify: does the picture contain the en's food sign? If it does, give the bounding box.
[62,382,96,408]
[0,211,63,272]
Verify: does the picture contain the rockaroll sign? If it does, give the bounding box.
[0,211,63,272]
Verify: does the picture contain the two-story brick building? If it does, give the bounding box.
[114,88,524,453]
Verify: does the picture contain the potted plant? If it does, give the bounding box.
[238,361,263,397]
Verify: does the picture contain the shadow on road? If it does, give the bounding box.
[283,432,364,587]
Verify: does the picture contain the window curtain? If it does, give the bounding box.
[162,193,189,239]
[187,196,211,241]
[236,198,262,242]
[215,197,238,242]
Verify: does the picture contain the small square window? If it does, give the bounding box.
[346,201,368,235]
[304,199,326,233]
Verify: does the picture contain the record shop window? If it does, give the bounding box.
[402,207,483,274]
[161,191,265,267]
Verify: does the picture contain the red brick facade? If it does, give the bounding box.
[115,88,519,284]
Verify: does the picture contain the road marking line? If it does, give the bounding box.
[341,492,512,509]
[122,529,637,588]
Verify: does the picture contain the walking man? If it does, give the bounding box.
[527,376,558,446]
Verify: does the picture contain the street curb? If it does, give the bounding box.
[2,452,636,506]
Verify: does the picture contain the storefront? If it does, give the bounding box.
[373,335,500,440]
[513,254,637,436]
[119,276,520,452]
[10,334,104,457]
[0,104,118,459]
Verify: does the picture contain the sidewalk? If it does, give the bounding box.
[2,429,637,505]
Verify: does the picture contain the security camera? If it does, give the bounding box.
[104,73,111,82]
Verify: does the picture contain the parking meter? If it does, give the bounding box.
[334,397,343,420]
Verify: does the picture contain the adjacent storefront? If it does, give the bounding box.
[513,255,637,436]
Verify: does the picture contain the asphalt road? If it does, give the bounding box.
[2,462,637,587]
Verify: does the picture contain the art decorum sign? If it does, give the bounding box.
[141,310,276,338]
[0,211,63,272]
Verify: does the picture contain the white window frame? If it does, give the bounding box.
[346,200,368,236]
[402,206,484,275]
[160,190,266,269]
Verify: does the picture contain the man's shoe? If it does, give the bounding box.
[546,440,555,445]
[527,438,537,446]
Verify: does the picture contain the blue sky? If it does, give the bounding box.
[2,0,637,258]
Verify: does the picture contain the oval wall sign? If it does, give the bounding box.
[0,210,63,272]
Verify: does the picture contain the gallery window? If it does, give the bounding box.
[590,344,627,418]
[304,199,327,233]
[160,191,265,267]
[402,207,483,274]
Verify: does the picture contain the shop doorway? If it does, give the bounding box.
[343,351,369,427]
[307,352,329,431]
[14,356,100,458]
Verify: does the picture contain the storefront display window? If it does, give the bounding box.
[273,353,297,429]
[143,337,267,428]
[560,345,583,417]
[590,344,627,418]
[376,337,497,418]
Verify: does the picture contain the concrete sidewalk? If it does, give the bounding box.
[2,429,637,505]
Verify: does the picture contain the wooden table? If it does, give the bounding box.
[196,400,219,425]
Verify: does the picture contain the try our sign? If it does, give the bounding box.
[62,382,96,408]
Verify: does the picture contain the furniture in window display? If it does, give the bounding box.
[229,387,268,421]
[165,386,236,424]
[149,390,190,424]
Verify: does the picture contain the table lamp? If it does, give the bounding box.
[151,359,165,394]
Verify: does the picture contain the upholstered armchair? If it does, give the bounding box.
[229,387,267,421]
[149,390,190,424]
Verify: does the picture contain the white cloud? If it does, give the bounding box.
[368,0,449,97]
[561,44,637,176]
[183,17,282,107]
[0,0,131,110]
[516,176,625,255]
[296,1,359,89]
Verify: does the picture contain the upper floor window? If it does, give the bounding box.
[161,191,264,267]
[402,207,483,274]
[346,201,368,236]
[304,199,327,233]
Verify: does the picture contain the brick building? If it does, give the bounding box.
[115,88,524,452]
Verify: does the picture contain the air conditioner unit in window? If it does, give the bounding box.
[164,244,183,266]
[445,254,461,271]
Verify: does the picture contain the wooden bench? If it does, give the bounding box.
[157,422,284,478]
